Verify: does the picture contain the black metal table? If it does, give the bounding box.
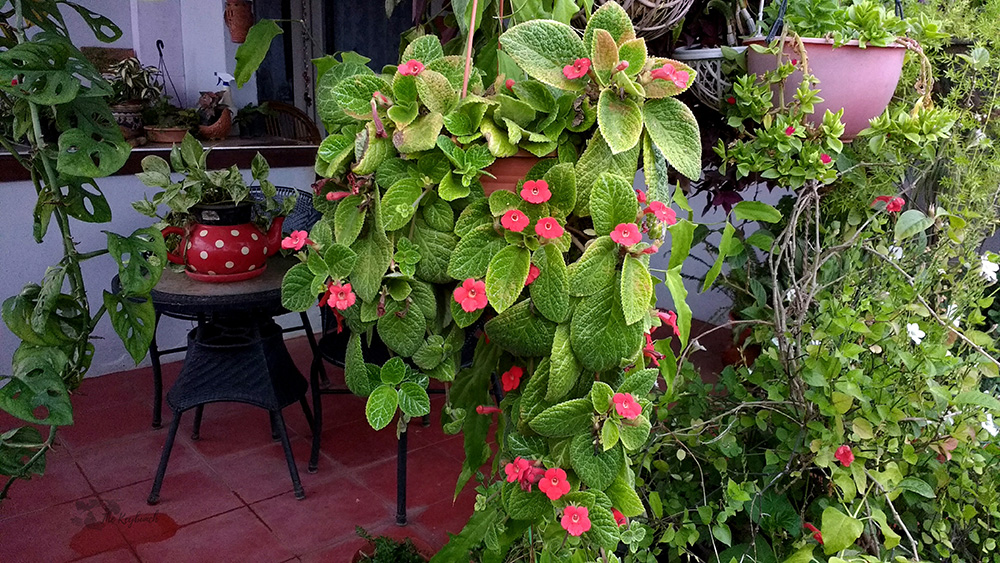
[123,257,317,504]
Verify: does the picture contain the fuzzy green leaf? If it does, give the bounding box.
[486,245,531,313]
[643,97,702,181]
[597,89,643,154]
[530,245,570,323]
[377,299,425,357]
[449,224,507,280]
[568,236,619,297]
[398,382,431,418]
[591,172,640,237]
[547,323,580,402]
[499,20,588,90]
[484,300,557,357]
[366,384,399,430]
[620,256,653,325]
[529,399,595,437]
[571,277,644,371]
[570,432,624,490]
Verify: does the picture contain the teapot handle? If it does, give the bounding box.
[161,226,187,265]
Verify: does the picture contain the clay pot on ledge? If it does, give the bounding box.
[146,126,190,144]
[199,108,233,141]
[110,102,144,140]
[224,0,254,43]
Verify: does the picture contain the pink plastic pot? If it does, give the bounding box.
[745,37,906,140]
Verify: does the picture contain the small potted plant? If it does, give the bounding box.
[133,133,296,282]
[196,90,233,140]
[107,57,163,140]
[142,97,199,143]
[351,527,430,562]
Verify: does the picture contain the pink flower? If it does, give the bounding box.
[281,230,314,251]
[505,457,531,483]
[610,223,642,246]
[501,209,529,232]
[454,278,488,313]
[791,58,799,66]
[563,58,591,80]
[535,217,564,239]
[321,282,356,310]
[326,190,351,201]
[614,60,630,73]
[643,333,663,367]
[476,405,501,415]
[726,96,736,105]
[872,195,905,212]
[505,79,515,91]
[646,201,676,225]
[658,310,679,336]
[834,445,855,467]
[561,506,591,536]
[11,78,18,86]
[525,264,540,286]
[522,466,545,492]
[640,245,659,255]
[785,126,795,136]
[612,508,628,527]
[635,189,647,204]
[520,179,551,203]
[398,59,424,76]
[803,523,823,544]
[538,467,571,500]
[650,63,689,89]
[820,153,833,164]
[372,91,390,105]
[613,393,642,420]
[501,366,523,392]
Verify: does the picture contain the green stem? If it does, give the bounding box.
[77,249,110,261]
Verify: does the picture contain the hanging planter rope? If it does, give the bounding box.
[593,0,696,40]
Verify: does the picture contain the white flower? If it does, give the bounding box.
[981,254,999,284]
[887,246,903,261]
[808,340,822,347]
[943,411,956,426]
[784,288,797,302]
[906,323,925,345]
[945,304,961,328]
[983,414,1000,437]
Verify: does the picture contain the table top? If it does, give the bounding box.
[117,257,302,317]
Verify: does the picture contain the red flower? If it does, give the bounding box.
[635,189,647,204]
[534,217,564,239]
[525,264,540,286]
[505,78,515,91]
[658,310,679,336]
[650,64,690,89]
[281,230,314,251]
[726,96,736,105]
[561,506,592,536]
[614,60,630,73]
[326,190,351,201]
[871,195,905,212]
[454,278,488,313]
[612,508,628,527]
[372,91,390,105]
[646,201,677,225]
[640,245,659,255]
[398,59,424,76]
[785,126,796,136]
[10,78,18,86]
[476,405,501,415]
[563,58,591,80]
[820,153,833,165]
[643,333,663,367]
[520,179,551,203]
[500,209,529,232]
[501,366,523,392]
[791,58,799,65]
[613,392,642,420]
[803,523,823,544]
[504,457,531,483]
[538,467,571,500]
[610,223,642,246]
[834,445,855,467]
[321,282,356,310]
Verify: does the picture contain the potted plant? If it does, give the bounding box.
[351,527,430,563]
[107,57,163,140]
[142,97,199,143]
[234,101,273,138]
[671,0,752,111]
[133,133,296,282]
[744,0,924,139]
[224,0,254,43]
[196,90,233,140]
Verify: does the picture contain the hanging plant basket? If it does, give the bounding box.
[224,0,254,43]
[672,45,746,112]
[745,37,906,140]
[593,0,696,40]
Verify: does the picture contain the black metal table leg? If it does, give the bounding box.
[149,312,163,428]
[271,410,305,500]
[308,356,323,473]
[191,405,204,440]
[396,427,408,526]
[148,411,183,505]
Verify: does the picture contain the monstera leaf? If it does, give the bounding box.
[55,98,130,178]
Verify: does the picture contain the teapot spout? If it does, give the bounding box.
[265,216,286,256]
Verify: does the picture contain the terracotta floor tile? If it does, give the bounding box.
[314,416,401,471]
[133,507,293,563]
[413,487,479,547]
[248,475,394,556]
[0,496,129,562]
[357,444,466,511]
[178,403,304,459]
[0,447,94,522]
[98,464,244,528]
[71,547,140,562]
[73,430,205,494]
[60,399,164,452]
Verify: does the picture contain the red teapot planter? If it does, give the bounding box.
[163,202,284,283]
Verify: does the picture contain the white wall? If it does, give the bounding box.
[0,166,318,379]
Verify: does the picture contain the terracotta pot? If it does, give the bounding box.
[745,37,906,140]
[199,108,233,140]
[480,150,544,196]
[224,0,254,43]
[146,126,190,144]
[162,202,284,283]
[110,102,144,140]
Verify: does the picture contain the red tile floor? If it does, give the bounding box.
[0,321,730,562]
